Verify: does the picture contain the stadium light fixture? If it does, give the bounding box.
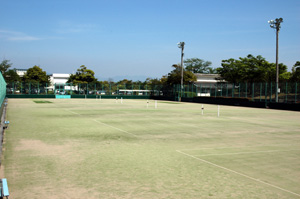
[268,18,283,103]
[177,42,185,102]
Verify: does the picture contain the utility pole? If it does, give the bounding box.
[177,42,185,102]
[268,18,283,103]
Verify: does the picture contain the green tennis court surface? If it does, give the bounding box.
[3,99,300,198]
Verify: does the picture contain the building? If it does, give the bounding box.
[50,73,70,85]
[49,73,72,93]
[194,73,225,96]
[15,69,27,77]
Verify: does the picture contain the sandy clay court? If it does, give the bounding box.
[1,98,300,198]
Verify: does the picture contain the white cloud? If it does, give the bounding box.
[0,30,42,41]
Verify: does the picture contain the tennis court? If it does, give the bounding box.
[2,98,300,198]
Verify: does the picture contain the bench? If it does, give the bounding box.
[0,178,9,198]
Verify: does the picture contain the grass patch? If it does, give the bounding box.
[159,101,181,104]
[33,100,53,103]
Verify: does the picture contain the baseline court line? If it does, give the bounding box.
[194,149,300,157]
[179,144,299,151]
[176,150,300,197]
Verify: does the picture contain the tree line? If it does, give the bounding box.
[1,55,299,87]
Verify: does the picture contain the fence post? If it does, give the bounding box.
[260,83,262,101]
[270,82,273,102]
[295,82,298,103]
[215,84,217,98]
[252,83,254,101]
[245,82,247,99]
[70,83,73,95]
[285,82,288,103]
[192,83,194,97]
[265,83,268,102]
[226,82,228,97]
[220,84,223,97]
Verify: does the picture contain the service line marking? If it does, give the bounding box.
[64,109,138,138]
[65,109,81,115]
[176,150,300,197]
[92,119,138,138]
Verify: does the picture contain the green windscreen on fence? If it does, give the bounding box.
[0,73,6,105]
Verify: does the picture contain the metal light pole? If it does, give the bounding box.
[268,18,283,103]
[177,42,185,102]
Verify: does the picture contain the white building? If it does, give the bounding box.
[50,73,70,85]
[194,73,225,96]
[195,73,221,85]
[15,69,27,77]
[49,73,73,93]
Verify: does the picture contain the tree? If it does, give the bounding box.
[165,64,196,86]
[4,69,20,83]
[23,65,50,83]
[67,65,97,84]
[67,65,97,94]
[216,58,244,84]
[0,59,12,75]
[0,60,18,82]
[116,79,133,86]
[216,54,288,84]
[184,58,216,73]
[290,61,300,82]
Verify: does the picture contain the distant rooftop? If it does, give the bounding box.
[15,69,27,71]
[51,73,70,78]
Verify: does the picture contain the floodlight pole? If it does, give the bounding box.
[268,18,283,103]
[178,42,185,102]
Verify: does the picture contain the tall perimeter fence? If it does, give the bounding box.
[0,73,8,167]
[5,81,300,104]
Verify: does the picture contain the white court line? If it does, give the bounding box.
[195,149,300,157]
[176,150,300,197]
[92,119,138,138]
[179,144,299,151]
[65,109,81,115]
[64,109,137,138]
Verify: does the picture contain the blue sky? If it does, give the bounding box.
[0,0,299,81]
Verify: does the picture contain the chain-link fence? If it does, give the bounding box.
[6,82,165,96]
[6,81,300,103]
[180,82,299,103]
